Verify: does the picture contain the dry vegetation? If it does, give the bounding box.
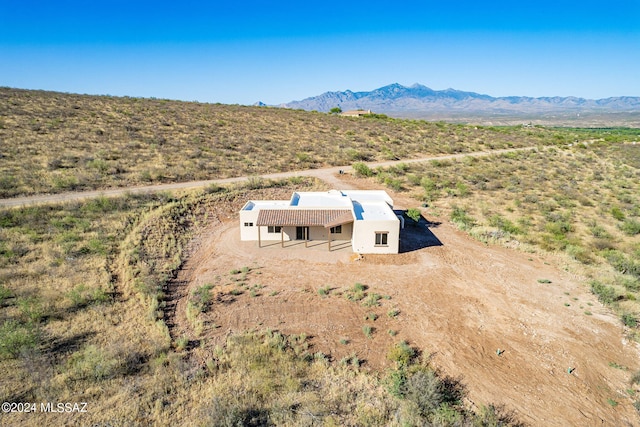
[368,142,640,341]
[1,87,575,198]
[0,180,520,426]
[2,87,640,425]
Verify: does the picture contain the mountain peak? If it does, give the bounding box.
[281,83,640,118]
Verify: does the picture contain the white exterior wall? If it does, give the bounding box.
[308,222,353,241]
[242,223,354,242]
[239,209,259,241]
[351,219,400,254]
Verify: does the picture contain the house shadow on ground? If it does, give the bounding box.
[396,210,442,253]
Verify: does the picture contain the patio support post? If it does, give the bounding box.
[258,226,261,248]
[281,227,284,248]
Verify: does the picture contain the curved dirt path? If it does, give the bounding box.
[166,175,640,426]
[0,147,536,208]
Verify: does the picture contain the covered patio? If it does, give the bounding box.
[256,209,354,251]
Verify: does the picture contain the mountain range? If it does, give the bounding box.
[279,83,640,124]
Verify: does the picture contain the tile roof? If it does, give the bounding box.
[256,209,354,228]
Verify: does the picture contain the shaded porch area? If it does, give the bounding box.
[256,209,354,251]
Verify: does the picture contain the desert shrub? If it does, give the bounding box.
[345,282,367,301]
[406,208,421,222]
[383,176,403,191]
[450,206,476,230]
[17,296,45,323]
[621,219,640,236]
[590,280,620,305]
[346,148,370,161]
[611,206,626,221]
[566,244,594,265]
[66,344,123,380]
[191,283,214,313]
[365,313,378,321]
[362,325,373,338]
[431,403,464,425]
[175,336,189,352]
[0,320,39,359]
[589,224,612,239]
[488,214,522,235]
[246,176,265,190]
[203,398,270,427]
[317,286,330,297]
[545,218,573,238]
[622,313,638,328]
[618,276,640,292]
[362,292,382,307]
[405,368,445,416]
[603,250,640,278]
[420,176,437,192]
[352,162,374,177]
[387,341,416,367]
[0,284,12,304]
[66,284,109,308]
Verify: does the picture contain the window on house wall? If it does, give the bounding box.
[244,222,253,227]
[268,226,282,233]
[375,232,388,246]
[330,225,342,234]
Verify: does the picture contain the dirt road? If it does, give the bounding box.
[0,147,536,208]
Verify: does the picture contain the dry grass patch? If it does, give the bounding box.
[1,87,574,197]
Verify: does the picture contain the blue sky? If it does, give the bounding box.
[1,1,639,104]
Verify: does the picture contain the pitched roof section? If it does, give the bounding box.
[256,209,354,228]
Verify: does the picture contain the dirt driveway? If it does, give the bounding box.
[171,176,640,426]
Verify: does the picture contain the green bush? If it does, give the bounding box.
[621,219,640,236]
[611,206,626,221]
[345,282,366,301]
[0,320,39,359]
[450,206,476,229]
[352,162,374,177]
[0,284,12,304]
[603,250,640,279]
[387,341,415,367]
[317,286,330,297]
[420,176,437,192]
[489,214,522,235]
[622,313,638,328]
[67,344,123,380]
[405,368,444,416]
[17,296,44,323]
[406,208,421,222]
[590,280,620,305]
[362,325,373,338]
[362,293,382,307]
[66,284,109,308]
[191,284,214,312]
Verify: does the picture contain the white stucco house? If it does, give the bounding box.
[239,190,400,254]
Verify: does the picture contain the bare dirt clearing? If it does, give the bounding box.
[170,176,640,426]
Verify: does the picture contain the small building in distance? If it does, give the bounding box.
[239,190,400,254]
[340,109,372,117]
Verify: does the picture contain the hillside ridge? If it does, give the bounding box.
[281,83,640,117]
